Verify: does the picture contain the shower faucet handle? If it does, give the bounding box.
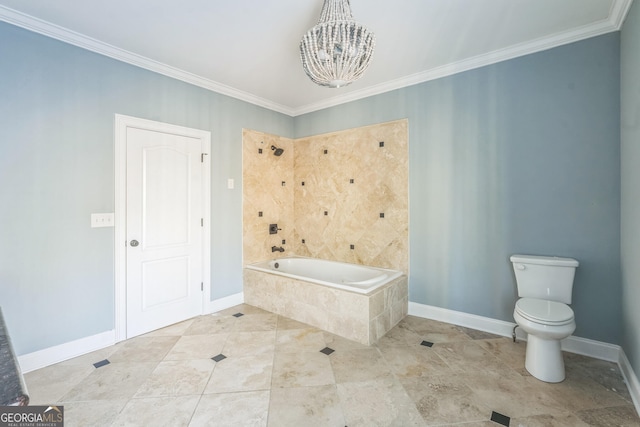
[269,224,281,234]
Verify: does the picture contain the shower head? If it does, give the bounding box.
[271,145,284,156]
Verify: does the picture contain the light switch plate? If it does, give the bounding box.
[227,178,234,189]
[91,213,114,228]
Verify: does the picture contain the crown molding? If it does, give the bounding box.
[0,5,295,116]
[291,0,634,116]
[611,0,635,28]
[0,0,633,118]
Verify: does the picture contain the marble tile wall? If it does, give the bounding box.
[293,120,409,273]
[243,120,408,272]
[242,129,294,265]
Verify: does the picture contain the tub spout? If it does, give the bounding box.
[271,246,285,253]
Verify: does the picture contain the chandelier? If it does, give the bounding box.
[300,0,375,88]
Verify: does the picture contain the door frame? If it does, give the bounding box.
[114,114,211,342]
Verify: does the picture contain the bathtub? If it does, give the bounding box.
[245,256,402,294]
[244,257,408,345]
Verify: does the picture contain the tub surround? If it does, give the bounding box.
[242,120,408,273]
[242,130,295,265]
[242,121,409,344]
[293,120,409,273]
[244,268,408,345]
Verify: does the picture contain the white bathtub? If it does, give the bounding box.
[245,256,403,294]
[244,256,408,344]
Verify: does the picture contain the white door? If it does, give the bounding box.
[124,125,205,338]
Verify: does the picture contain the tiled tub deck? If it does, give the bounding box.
[244,269,408,345]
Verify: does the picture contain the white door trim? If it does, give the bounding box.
[114,114,211,342]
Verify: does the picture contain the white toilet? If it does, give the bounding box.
[511,254,579,383]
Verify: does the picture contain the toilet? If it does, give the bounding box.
[511,254,579,383]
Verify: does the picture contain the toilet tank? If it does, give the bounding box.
[510,254,579,304]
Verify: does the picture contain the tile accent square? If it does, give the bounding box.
[421,340,434,347]
[233,313,244,318]
[93,359,110,369]
[320,347,335,356]
[211,354,227,362]
[491,410,511,426]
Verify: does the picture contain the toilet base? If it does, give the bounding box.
[525,334,566,383]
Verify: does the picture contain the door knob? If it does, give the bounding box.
[130,240,139,247]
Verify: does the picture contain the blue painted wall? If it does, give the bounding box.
[296,33,621,344]
[621,0,640,382]
[0,22,294,355]
[0,18,623,356]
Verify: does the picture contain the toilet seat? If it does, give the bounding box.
[515,298,574,325]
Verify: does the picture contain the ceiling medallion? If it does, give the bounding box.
[300,0,375,88]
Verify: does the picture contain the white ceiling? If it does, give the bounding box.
[0,0,633,116]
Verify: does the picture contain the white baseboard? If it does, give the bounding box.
[409,302,521,339]
[619,350,640,415]
[18,330,116,374]
[408,302,621,361]
[16,293,244,374]
[561,334,621,362]
[408,302,640,414]
[208,292,244,314]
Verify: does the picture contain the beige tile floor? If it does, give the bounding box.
[24,304,640,426]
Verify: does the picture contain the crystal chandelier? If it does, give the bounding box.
[300,0,375,88]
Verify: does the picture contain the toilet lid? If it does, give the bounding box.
[515,298,574,325]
